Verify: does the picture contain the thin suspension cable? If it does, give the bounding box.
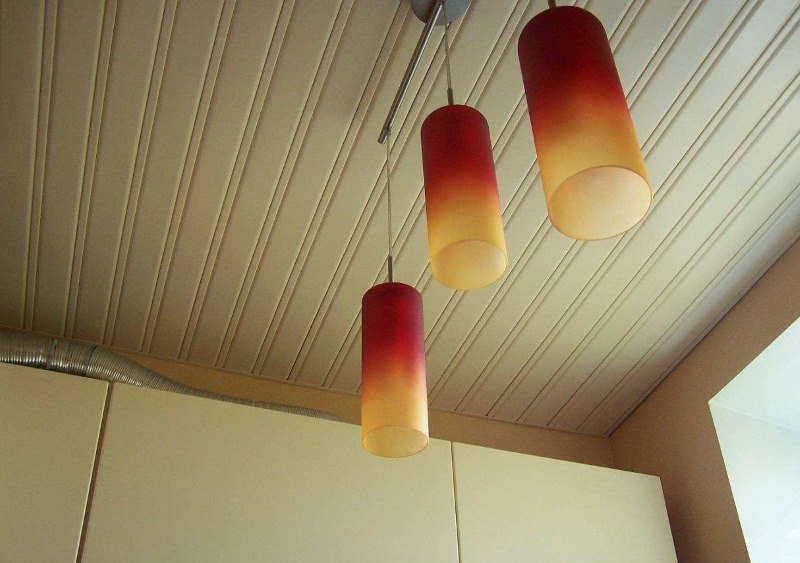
[443,1,454,105]
[385,131,394,282]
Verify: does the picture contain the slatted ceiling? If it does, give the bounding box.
[2,1,799,437]
[110,0,225,351]
[244,0,397,379]
[28,1,101,335]
[220,0,406,374]
[0,2,39,328]
[70,0,165,344]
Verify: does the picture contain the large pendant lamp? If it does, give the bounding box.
[421,7,507,290]
[361,135,429,458]
[518,2,651,240]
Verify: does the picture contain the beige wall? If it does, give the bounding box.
[611,238,800,562]
[122,351,615,468]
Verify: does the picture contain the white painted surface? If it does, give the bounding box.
[713,317,800,432]
[711,405,800,563]
[81,383,458,563]
[0,363,108,563]
[453,442,677,563]
[710,317,800,562]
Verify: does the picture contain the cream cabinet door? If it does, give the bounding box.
[0,364,108,563]
[81,383,458,563]
[453,443,677,563]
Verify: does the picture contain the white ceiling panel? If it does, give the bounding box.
[1,0,798,436]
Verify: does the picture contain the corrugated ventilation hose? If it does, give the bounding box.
[0,329,338,421]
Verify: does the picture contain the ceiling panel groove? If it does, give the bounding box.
[214,0,352,368]
[317,1,542,388]
[178,0,297,360]
[248,0,366,374]
[624,0,701,102]
[283,2,504,383]
[63,0,118,338]
[23,0,58,331]
[539,78,800,428]
[140,0,235,352]
[596,183,800,435]
[260,5,417,382]
[417,0,687,404]
[0,1,43,327]
[103,0,178,345]
[480,0,798,418]
[427,239,582,401]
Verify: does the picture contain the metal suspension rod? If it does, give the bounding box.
[378,0,445,144]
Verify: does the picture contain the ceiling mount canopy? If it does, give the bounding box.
[409,0,469,25]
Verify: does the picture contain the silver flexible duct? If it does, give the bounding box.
[0,329,338,421]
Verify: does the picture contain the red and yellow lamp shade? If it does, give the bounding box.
[518,6,651,240]
[421,104,507,290]
[361,282,429,457]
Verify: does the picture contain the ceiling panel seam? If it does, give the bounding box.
[249,3,411,378]
[489,1,800,421]
[141,0,234,352]
[250,0,363,373]
[215,0,348,367]
[104,0,178,345]
[64,0,118,338]
[23,0,58,331]
[178,0,297,360]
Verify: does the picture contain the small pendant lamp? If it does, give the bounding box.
[420,5,507,290]
[361,134,429,458]
[518,1,651,240]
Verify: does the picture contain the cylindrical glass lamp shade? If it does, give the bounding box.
[421,105,507,290]
[518,6,651,240]
[361,282,429,457]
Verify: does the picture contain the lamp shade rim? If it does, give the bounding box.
[430,238,508,290]
[547,164,652,240]
[362,425,430,458]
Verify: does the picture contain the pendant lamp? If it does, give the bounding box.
[518,2,651,240]
[361,135,429,458]
[421,6,507,290]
